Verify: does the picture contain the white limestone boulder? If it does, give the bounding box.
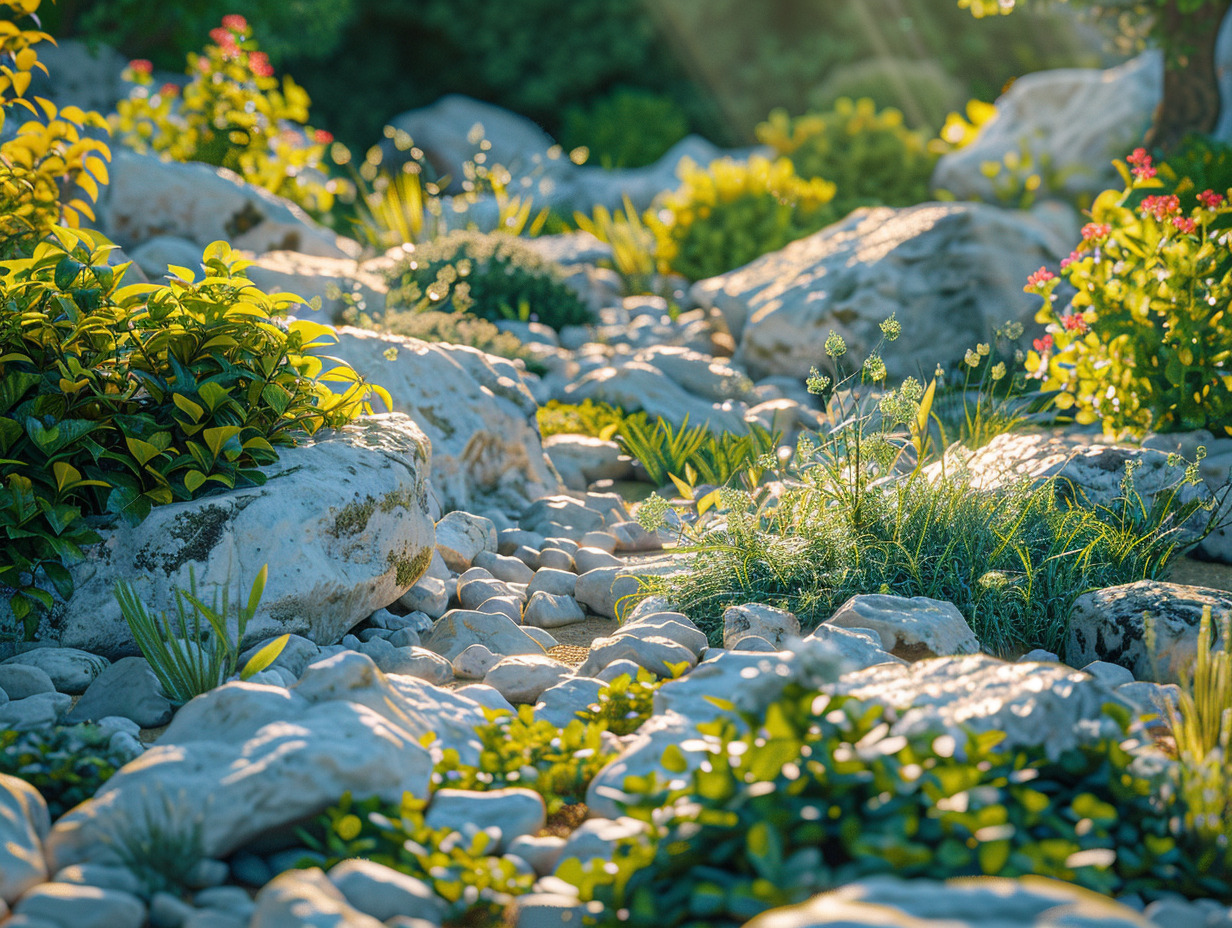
[44,651,490,871]
[692,202,1067,382]
[0,773,49,904]
[327,327,561,512]
[96,148,358,260]
[1067,581,1232,684]
[17,415,434,658]
[824,594,980,659]
[244,251,389,324]
[932,52,1162,204]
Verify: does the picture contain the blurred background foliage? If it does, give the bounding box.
[46,0,1117,154]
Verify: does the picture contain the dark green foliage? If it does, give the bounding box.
[432,705,617,814]
[299,791,535,925]
[0,723,124,818]
[1154,133,1232,212]
[561,88,690,169]
[557,688,1231,927]
[384,230,591,332]
[53,0,354,68]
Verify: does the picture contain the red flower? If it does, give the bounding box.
[209,26,230,45]
[1127,147,1156,180]
[1140,194,1181,221]
[1172,215,1197,234]
[128,58,153,75]
[222,13,248,31]
[159,82,180,97]
[313,129,334,145]
[1080,222,1111,243]
[1033,334,1054,354]
[1024,266,1055,291]
[1060,250,1080,270]
[1198,189,1226,209]
[247,51,274,77]
[1061,313,1089,333]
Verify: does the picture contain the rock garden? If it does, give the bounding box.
[1,1,1232,926]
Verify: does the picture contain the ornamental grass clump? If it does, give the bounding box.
[642,318,1217,656]
[112,15,342,217]
[1024,148,1232,437]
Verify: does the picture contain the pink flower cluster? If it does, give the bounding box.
[1127,148,1156,181]
[1024,266,1055,292]
[128,58,153,76]
[1061,312,1089,334]
[1140,194,1181,221]
[1080,222,1110,243]
[1198,189,1226,209]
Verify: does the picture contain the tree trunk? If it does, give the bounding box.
[1146,0,1232,152]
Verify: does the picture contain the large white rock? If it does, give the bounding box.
[244,251,389,324]
[483,654,572,704]
[722,603,800,650]
[830,654,1131,759]
[12,882,146,928]
[21,415,434,658]
[933,52,1162,204]
[744,875,1157,928]
[328,327,561,512]
[692,202,1067,382]
[824,594,980,659]
[250,868,383,928]
[44,651,491,870]
[96,148,359,260]
[0,773,49,904]
[933,431,1225,563]
[1066,581,1232,684]
[564,361,749,433]
[420,610,547,662]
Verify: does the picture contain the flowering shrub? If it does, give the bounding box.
[112,15,342,217]
[1025,148,1232,437]
[652,155,837,281]
[756,98,936,217]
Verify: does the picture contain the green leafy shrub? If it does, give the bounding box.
[299,791,535,924]
[1154,133,1232,214]
[810,58,967,134]
[577,669,661,736]
[652,155,838,281]
[0,723,124,817]
[0,231,383,640]
[561,87,690,169]
[557,687,1230,926]
[114,565,288,706]
[112,16,342,217]
[536,399,627,439]
[376,309,546,375]
[644,323,1214,656]
[384,230,591,331]
[756,98,937,217]
[1025,149,1232,437]
[433,705,616,814]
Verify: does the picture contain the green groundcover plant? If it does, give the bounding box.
[558,688,1232,927]
[0,722,126,818]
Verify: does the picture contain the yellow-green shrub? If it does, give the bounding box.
[0,231,385,639]
[757,98,936,217]
[111,15,342,217]
[652,155,837,281]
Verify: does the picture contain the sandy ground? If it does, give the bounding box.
[1168,555,1232,592]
